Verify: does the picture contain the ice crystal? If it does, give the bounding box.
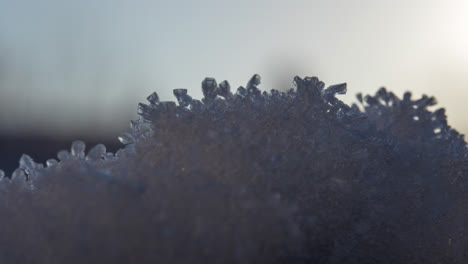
[236,86,247,97]
[11,168,26,181]
[218,80,232,99]
[201,77,218,103]
[70,140,86,159]
[137,103,153,122]
[86,144,106,161]
[57,150,70,161]
[246,74,261,96]
[130,119,140,131]
[322,82,347,98]
[147,91,160,106]
[0,74,466,264]
[118,133,135,145]
[46,159,58,167]
[173,88,193,108]
[19,154,37,175]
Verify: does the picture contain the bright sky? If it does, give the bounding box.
[0,0,467,137]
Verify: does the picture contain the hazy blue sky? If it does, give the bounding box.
[0,0,467,137]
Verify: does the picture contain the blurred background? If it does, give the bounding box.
[0,0,467,174]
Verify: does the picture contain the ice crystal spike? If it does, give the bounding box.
[71,140,86,159]
[356,93,363,103]
[416,95,437,108]
[19,154,36,174]
[46,159,58,167]
[323,83,347,97]
[377,87,389,102]
[293,76,323,100]
[11,168,26,181]
[137,103,155,121]
[218,80,232,98]
[118,133,135,145]
[57,150,70,161]
[293,76,304,88]
[303,76,320,88]
[173,88,187,97]
[246,74,261,95]
[236,86,247,97]
[147,92,160,106]
[0,169,4,180]
[202,77,218,101]
[173,89,192,108]
[86,144,106,161]
[138,103,150,115]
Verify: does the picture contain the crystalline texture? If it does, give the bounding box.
[57,150,70,161]
[173,89,193,108]
[432,108,447,123]
[202,77,218,102]
[286,88,296,99]
[0,74,466,264]
[11,168,27,181]
[86,144,107,161]
[46,159,58,167]
[118,133,135,145]
[293,76,303,88]
[137,103,152,120]
[356,93,363,103]
[322,83,347,98]
[376,87,389,104]
[138,103,149,114]
[247,74,261,88]
[246,74,261,97]
[130,120,141,131]
[137,102,159,123]
[236,86,247,97]
[296,76,322,94]
[293,76,324,103]
[71,140,86,159]
[19,154,37,175]
[218,80,232,99]
[147,92,160,106]
[415,95,437,108]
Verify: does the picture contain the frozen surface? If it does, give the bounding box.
[0,75,467,263]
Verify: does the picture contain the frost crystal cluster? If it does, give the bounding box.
[0,75,467,263]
